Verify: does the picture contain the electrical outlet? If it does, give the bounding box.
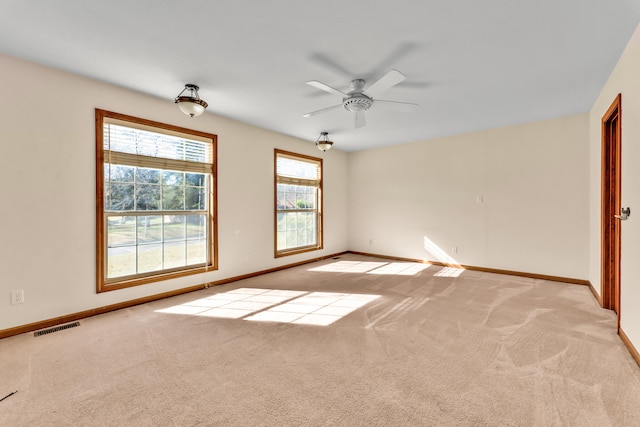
[10,290,24,305]
[452,246,458,254]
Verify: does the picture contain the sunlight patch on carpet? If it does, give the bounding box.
[308,260,429,275]
[366,262,429,275]
[246,292,380,326]
[156,288,380,326]
[308,261,387,273]
[434,267,464,277]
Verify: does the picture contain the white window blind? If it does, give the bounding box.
[276,154,321,186]
[104,121,213,174]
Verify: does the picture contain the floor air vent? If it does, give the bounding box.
[332,257,341,260]
[34,322,80,337]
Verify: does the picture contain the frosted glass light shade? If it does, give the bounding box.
[175,97,208,117]
[316,140,333,152]
[316,131,333,152]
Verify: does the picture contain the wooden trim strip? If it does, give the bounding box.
[587,281,603,306]
[429,261,591,286]
[0,251,347,340]
[0,284,203,340]
[348,251,590,286]
[619,328,640,368]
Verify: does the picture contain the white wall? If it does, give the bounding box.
[0,54,348,331]
[589,22,640,348]
[348,113,589,280]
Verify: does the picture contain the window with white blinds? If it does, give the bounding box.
[96,109,217,292]
[275,149,323,257]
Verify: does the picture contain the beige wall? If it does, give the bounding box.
[348,113,589,280]
[589,22,640,348]
[0,54,349,330]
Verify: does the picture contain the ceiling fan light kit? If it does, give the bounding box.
[175,83,208,117]
[343,96,373,112]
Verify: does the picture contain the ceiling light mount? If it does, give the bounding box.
[316,132,333,152]
[175,83,208,117]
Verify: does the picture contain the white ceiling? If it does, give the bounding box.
[1,0,639,151]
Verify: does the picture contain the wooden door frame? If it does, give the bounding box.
[601,93,622,329]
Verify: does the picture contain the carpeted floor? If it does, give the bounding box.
[1,254,639,426]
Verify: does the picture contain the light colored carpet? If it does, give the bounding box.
[1,254,639,426]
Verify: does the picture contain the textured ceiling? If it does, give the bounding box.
[1,0,639,151]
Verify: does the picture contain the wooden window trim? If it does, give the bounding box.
[96,109,218,293]
[274,149,323,258]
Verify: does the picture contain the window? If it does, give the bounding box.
[96,110,217,292]
[275,149,323,257]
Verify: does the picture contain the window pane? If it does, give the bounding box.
[306,229,314,245]
[308,189,317,209]
[286,229,297,249]
[107,246,136,278]
[136,184,160,210]
[136,168,160,184]
[296,192,312,209]
[107,183,134,211]
[164,215,186,240]
[285,212,297,230]
[277,213,286,231]
[187,239,206,264]
[163,171,184,185]
[186,215,206,239]
[164,240,186,269]
[107,165,134,182]
[138,244,162,274]
[306,212,316,228]
[163,185,185,210]
[297,228,307,247]
[284,191,297,210]
[137,216,162,244]
[276,187,286,209]
[107,216,136,246]
[186,173,205,187]
[186,187,205,210]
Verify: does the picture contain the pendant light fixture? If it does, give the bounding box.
[175,84,208,117]
[315,132,333,152]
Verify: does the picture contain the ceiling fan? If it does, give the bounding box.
[303,69,418,128]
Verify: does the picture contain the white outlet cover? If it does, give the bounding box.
[10,290,24,305]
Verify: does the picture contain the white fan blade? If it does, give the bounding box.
[365,69,406,97]
[306,81,346,97]
[354,111,366,128]
[303,104,343,118]
[374,99,418,112]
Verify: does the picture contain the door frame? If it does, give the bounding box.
[601,93,622,329]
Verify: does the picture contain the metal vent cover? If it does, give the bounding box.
[34,322,80,337]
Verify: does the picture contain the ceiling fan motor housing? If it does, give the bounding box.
[343,94,373,112]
